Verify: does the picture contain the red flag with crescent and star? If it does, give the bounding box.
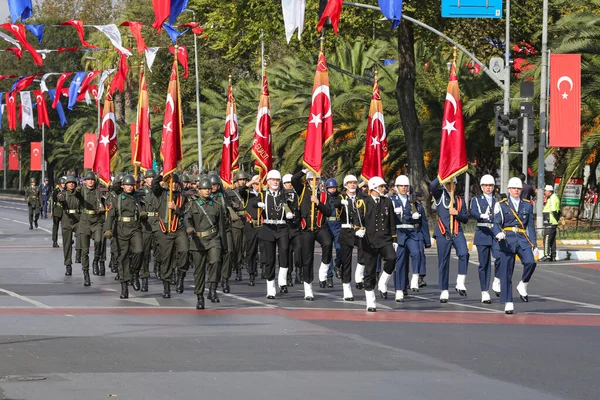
[220,82,239,187]
[134,71,153,171]
[252,74,272,183]
[30,142,42,171]
[93,93,118,186]
[33,90,50,127]
[0,24,43,66]
[303,50,333,175]
[361,75,388,181]
[83,133,96,169]
[52,72,72,109]
[169,46,189,79]
[6,92,17,130]
[437,63,467,183]
[549,54,581,148]
[8,144,19,171]
[160,57,183,177]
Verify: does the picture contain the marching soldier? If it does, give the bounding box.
[226,171,250,282]
[470,174,500,304]
[138,169,160,291]
[492,177,538,314]
[541,184,560,262]
[103,174,143,299]
[283,174,302,285]
[243,175,262,286]
[50,176,66,248]
[40,177,51,219]
[354,177,397,312]
[430,177,470,303]
[185,177,227,309]
[78,171,105,278]
[57,176,81,278]
[106,174,124,280]
[209,173,235,293]
[291,170,333,300]
[25,178,42,229]
[325,178,341,288]
[151,174,189,298]
[384,175,430,302]
[249,170,294,299]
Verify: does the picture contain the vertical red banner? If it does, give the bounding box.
[0,146,4,171]
[8,144,20,171]
[83,133,97,169]
[30,142,42,171]
[549,54,581,148]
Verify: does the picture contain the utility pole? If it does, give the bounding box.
[501,0,511,193]
[537,0,550,230]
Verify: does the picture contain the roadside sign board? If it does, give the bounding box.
[554,177,584,207]
[442,0,503,19]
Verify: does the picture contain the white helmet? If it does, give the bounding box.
[306,171,320,180]
[368,176,387,191]
[266,170,281,180]
[544,185,554,191]
[507,177,523,189]
[394,175,410,186]
[343,175,358,185]
[282,174,292,184]
[480,174,495,186]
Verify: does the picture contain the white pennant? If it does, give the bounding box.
[281,0,306,43]
[93,25,132,56]
[20,91,35,130]
[97,69,117,100]
[40,72,61,92]
[0,31,21,49]
[144,47,160,72]
[84,90,92,105]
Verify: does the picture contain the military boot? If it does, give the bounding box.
[327,276,334,288]
[92,260,99,276]
[109,259,118,273]
[210,283,220,303]
[114,271,120,281]
[222,278,230,293]
[75,249,82,264]
[162,281,171,298]
[235,269,242,282]
[29,223,33,230]
[132,271,141,291]
[99,261,106,276]
[83,270,91,286]
[248,273,255,286]
[141,278,149,292]
[176,272,186,294]
[52,241,59,248]
[120,282,129,299]
[170,269,178,285]
[65,265,72,276]
[196,295,205,310]
[207,283,214,301]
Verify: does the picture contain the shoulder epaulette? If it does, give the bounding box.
[522,198,532,203]
[500,198,508,203]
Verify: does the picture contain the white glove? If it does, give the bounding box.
[394,207,402,215]
[480,213,489,220]
[340,199,348,206]
[412,212,421,219]
[286,212,294,220]
[393,243,399,251]
[355,229,365,238]
[257,202,266,209]
[495,232,506,241]
[533,247,539,257]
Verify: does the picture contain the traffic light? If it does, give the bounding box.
[495,112,519,144]
[494,102,504,147]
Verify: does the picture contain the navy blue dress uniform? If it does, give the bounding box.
[430,177,470,302]
[492,177,538,314]
[242,184,261,286]
[388,190,430,301]
[291,170,333,299]
[57,176,81,277]
[470,182,501,304]
[283,176,303,286]
[354,176,397,312]
[40,179,52,218]
[325,178,341,287]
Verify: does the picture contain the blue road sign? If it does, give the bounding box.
[442,0,503,19]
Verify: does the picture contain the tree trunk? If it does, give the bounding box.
[395,20,429,200]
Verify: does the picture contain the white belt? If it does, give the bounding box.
[341,223,353,229]
[396,224,415,229]
[263,219,286,225]
[477,223,493,228]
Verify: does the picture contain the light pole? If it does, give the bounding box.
[183,9,204,173]
[501,0,511,193]
[536,0,549,230]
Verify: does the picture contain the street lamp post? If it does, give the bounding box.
[536,0,550,230]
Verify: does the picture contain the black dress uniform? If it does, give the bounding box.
[285,187,303,285]
[242,186,261,286]
[211,189,234,293]
[50,179,65,247]
[57,178,80,277]
[78,181,105,278]
[24,179,41,229]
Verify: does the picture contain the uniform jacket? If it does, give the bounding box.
[185,197,227,251]
[50,186,64,218]
[248,188,291,242]
[334,191,366,246]
[355,195,397,249]
[78,185,105,227]
[138,185,160,232]
[58,189,80,228]
[151,176,187,233]
[25,185,41,209]
[470,194,497,246]
[211,191,232,232]
[40,183,51,199]
[284,188,302,238]
[430,177,468,239]
[493,197,537,252]
[291,171,331,231]
[103,191,142,239]
[389,194,430,246]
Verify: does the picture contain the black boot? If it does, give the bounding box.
[120,282,129,299]
[418,276,427,288]
[235,269,242,281]
[83,270,91,286]
[248,274,255,286]
[141,277,148,292]
[327,277,334,288]
[287,270,294,287]
[207,283,214,301]
[162,281,171,298]
[34,220,38,228]
[196,294,205,309]
[170,269,178,285]
[65,265,72,276]
[52,241,59,248]
[92,260,99,276]
[153,263,160,279]
[75,250,81,264]
[334,264,342,279]
[222,279,230,293]
[99,261,106,276]
[176,272,186,294]
[29,223,33,230]
[295,271,302,284]
[210,283,220,303]
[114,271,120,281]
[132,271,141,291]
[109,260,118,273]
[260,267,265,280]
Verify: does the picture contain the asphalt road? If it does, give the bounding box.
[0,198,599,400]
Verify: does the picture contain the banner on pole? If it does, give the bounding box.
[83,133,96,169]
[549,54,581,148]
[30,141,42,171]
[8,144,19,170]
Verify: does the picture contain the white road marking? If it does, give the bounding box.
[529,295,600,310]
[6,218,52,234]
[121,297,160,306]
[540,269,597,284]
[410,294,505,313]
[0,288,52,309]
[310,290,393,310]
[219,291,278,308]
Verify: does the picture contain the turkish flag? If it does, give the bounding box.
[317,0,343,34]
[361,77,388,181]
[0,23,43,66]
[78,70,100,95]
[109,52,129,95]
[0,146,4,171]
[52,72,73,109]
[11,74,41,92]
[134,72,153,171]
[60,20,99,48]
[30,142,42,171]
[159,59,183,176]
[34,90,50,128]
[180,22,203,35]
[252,74,272,183]
[121,21,147,55]
[169,46,189,79]
[93,94,118,186]
[83,133,96,169]
[437,64,467,183]
[303,50,333,175]
[6,92,17,130]
[8,144,19,171]
[549,54,581,148]
[152,0,171,31]
[220,83,238,187]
